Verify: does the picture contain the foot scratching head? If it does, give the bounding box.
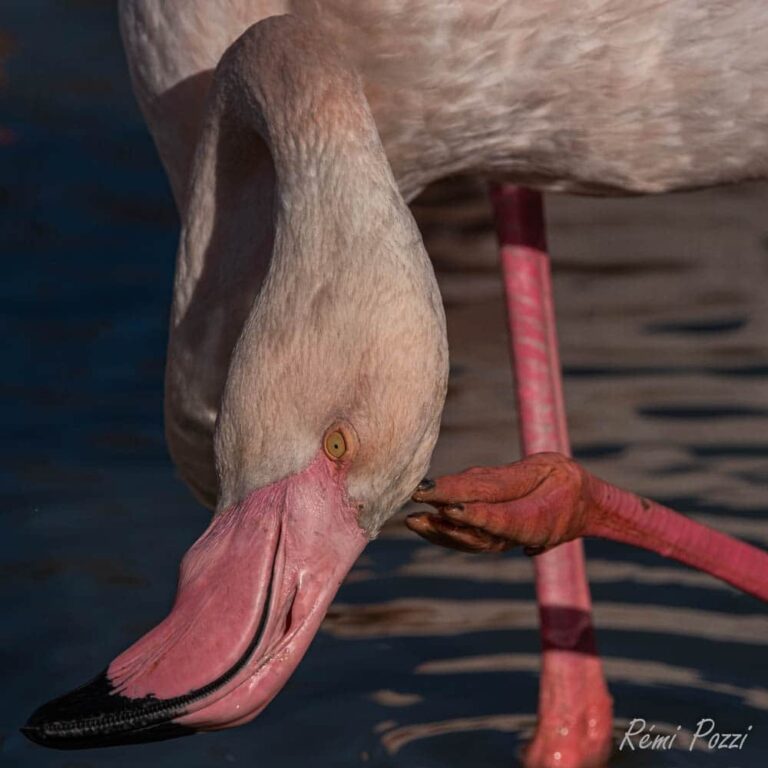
[407,453,590,554]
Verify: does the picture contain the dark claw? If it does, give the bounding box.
[417,477,435,491]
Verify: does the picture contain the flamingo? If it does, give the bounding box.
[23,3,768,767]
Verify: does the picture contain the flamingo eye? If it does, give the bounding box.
[324,430,347,460]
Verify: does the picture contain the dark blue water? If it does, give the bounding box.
[2,3,767,767]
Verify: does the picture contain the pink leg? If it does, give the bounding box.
[586,472,768,600]
[407,184,768,760]
[489,184,612,768]
[408,451,768,600]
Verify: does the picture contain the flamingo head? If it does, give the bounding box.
[23,129,448,747]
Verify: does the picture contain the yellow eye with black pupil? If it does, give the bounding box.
[324,430,347,459]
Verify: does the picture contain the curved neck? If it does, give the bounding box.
[218,15,400,242]
[165,15,433,507]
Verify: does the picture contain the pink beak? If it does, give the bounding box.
[23,453,367,748]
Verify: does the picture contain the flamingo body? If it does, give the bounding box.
[23,3,768,766]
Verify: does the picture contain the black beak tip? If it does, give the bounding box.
[21,670,195,750]
[20,723,50,748]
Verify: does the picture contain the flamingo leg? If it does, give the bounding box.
[408,451,768,601]
[406,184,768,764]
[489,185,612,768]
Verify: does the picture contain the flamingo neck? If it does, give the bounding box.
[217,15,398,246]
[169,15,446,515]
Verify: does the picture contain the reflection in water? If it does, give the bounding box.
[325,599,768,644]
[380,716,710,757]
[379,713,536,756]
[399,548,739,590]
[417,655,768,711]
[369,690,423,707]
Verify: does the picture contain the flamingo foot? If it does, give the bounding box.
[407,453,588,554]
[408,452,768,601]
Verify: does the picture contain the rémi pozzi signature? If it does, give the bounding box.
[620,718,753,752]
